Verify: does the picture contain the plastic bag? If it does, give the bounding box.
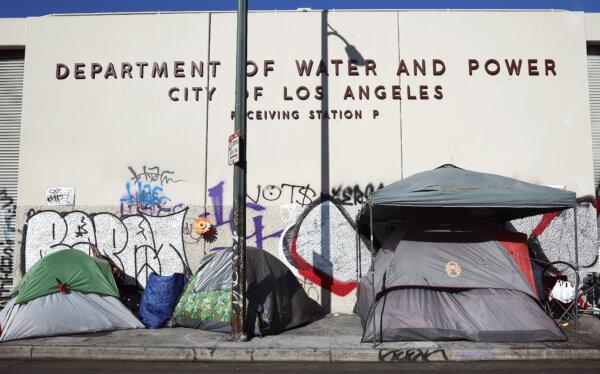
[139,272,188,329]
[550,280,576,303]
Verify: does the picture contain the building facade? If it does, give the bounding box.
[1,10,599,312]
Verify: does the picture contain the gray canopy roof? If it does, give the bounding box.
[359,165,576,224]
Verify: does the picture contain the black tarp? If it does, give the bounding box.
[172,247,315,335]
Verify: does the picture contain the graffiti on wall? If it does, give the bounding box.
[119,165,185,216]
[193,180,382,248]
[330,183,384,206]
[182,218,205,244]
[128,165,184,186]
[0,189,15,304]
[278,198,371,296]
[186,181,375,296]
[246,182,383,207]
[202,181,284,251]
[23,208,191,288]
[21,177,381,299]
[247,183,317,206]
[508,203,600,280]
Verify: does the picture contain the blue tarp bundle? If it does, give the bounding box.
[139,272,187,329]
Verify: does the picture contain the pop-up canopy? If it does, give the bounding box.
[356,164,580,344]
[357,164,576,225]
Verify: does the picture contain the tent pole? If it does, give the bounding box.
[356,212,360,282]
[574,204,579,343]
[370,202,376,347]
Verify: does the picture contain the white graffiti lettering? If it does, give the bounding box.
[24,209,190,288]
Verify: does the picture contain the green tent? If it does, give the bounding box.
[14,249,119,304]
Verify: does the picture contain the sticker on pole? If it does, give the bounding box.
[228,131,241,165]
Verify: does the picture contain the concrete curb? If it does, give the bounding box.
[2,345,600,362]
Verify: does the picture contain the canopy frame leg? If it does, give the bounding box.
[356,212,361,282]
[574,203,579,344]
[369,202,377,347]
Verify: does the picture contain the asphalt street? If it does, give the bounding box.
[1,360,600,373]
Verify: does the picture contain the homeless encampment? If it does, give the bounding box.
[356,164,576,343]
[0,249,143,341]
[171,246,315,335]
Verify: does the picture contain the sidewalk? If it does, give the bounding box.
[1,314,600,363]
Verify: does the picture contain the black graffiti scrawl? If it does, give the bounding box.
[0,189,15,305]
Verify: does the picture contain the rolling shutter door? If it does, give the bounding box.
[0,50,24,305]
[589,45,600,191]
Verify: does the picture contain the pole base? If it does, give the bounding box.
[228,332,250,342]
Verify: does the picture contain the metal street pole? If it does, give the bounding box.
[230,0,248,341]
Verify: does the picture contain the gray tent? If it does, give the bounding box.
[171,247,315,335]
[356,165,578,343]
[357,221,566,342]
[0,250,144,342]
[0,292,144,342]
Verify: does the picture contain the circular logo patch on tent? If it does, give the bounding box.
[445,261,461,277]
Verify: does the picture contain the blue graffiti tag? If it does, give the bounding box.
[120,181,175,216]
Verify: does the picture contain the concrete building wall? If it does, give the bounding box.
[2,10,598,312]
[585,13,600,42]
[0,18,27,47]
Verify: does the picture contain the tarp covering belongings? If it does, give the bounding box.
[356,165,576,343]
[90,243,144,315]
[0,250,143,342]
[139,272,187,329]
[171,247,314,335]
[358,221,566,342]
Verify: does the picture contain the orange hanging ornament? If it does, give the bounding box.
[193,216,212,235]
